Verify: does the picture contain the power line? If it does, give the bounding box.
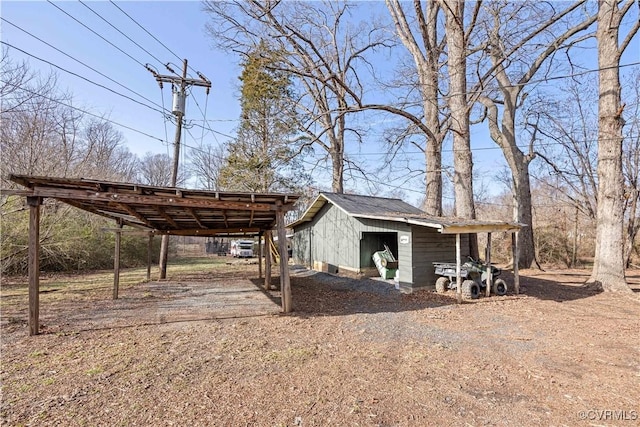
[107,0,204,79]
[2,79,169,145]
[0,41,167,116]
[78,0,166,69]
[0,18,170,115]
[46,0,147,69]
[108,0,182,65]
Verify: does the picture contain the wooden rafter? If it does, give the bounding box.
[119,203,156,228]
[28,187,277,211]
[222,210,229,228]
[155,206,178,228]
[186,207,206,229]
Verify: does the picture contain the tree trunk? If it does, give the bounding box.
[443,0,478,258]
[386,0,444,215]
[511,156,537,269]
[331,145,344,193]
[587,0,630,292]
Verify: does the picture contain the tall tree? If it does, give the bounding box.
[138,152,188,187]
[218,43,309,193]
[188,142,227,190]
[203,0,388,193]
[475,0,597,268]
[384,0,446,215]
[587,0,639,292]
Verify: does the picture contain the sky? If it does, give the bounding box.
[2,0,241,158]
[2,1,639,207]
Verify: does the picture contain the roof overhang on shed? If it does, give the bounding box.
[355,214,524,234]
[288,192,524,234]
[8,174,300,237]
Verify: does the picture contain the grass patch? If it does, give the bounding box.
[85,367,103,376]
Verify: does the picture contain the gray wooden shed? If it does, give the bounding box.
[289,193,522,293]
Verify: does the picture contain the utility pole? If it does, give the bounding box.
[147,59,211,279]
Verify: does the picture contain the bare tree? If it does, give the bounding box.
[587,0,639,292]
[383,0,446,215]
[138,152,187,187]
[475,0,597,268]
[203,0,389,193]
[188,142,227,190]
[622,71,640,267]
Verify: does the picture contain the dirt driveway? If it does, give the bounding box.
[1,262,639,426]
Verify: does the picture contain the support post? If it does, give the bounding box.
[456,233,462,304]
[27,196,41,336]
[113,220,123,299]
[486,232,492,297]
[264,230,272,290]
[147,233,153,281]
[258,232,263,279]
[276,204,291,312]
[512,232,520,295]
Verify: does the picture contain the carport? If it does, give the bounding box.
[8,174,300,335]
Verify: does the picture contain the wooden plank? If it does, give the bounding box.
[113,221,122,299]
[30,187,277,211]
[513,232,520,295]
[486,232,492,297]
[27,196,41,336]
[155,206,179,228]
[258,232,263,279]
[456,233,462,304]
[186,207,206,228]
[265,230,272,290]
[150,227,262,236]
[120,203,156,228]
[276,206,291,312]
[147,233,152,281]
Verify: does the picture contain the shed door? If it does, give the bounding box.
[360,232,398,268]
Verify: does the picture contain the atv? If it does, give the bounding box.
[433,257,507,299]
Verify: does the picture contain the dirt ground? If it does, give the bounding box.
[1,260,639,426]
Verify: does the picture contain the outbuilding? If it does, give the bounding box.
[289,192,522,293]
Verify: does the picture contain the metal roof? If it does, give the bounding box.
[9,175,300,237]
[288,192,523,234]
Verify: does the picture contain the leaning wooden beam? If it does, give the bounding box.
[113,220,123,299]
[120,203,156,228]
[456,233,462,304]
[512,232,520,295]
[276,204,291,312]
[155,206,178,228]
[27,196,41,336]
[186,207,206,229]
[264,230,272,290]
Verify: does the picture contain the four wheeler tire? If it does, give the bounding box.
[492,278,508,296]
[461,279,480,299]
[435,277,450,293]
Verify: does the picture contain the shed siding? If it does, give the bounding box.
[410,226,470,288]
[291,203,471,290]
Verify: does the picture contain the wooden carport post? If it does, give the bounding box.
[113,220,123,299]
[258,231,263,279]
[456,233,462,304]
[485,232,493,297]
[512,232,520,295]
[146,232,153,281]
[276,202,292,312]
[27,196,42,336]
[264,230,272,290]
